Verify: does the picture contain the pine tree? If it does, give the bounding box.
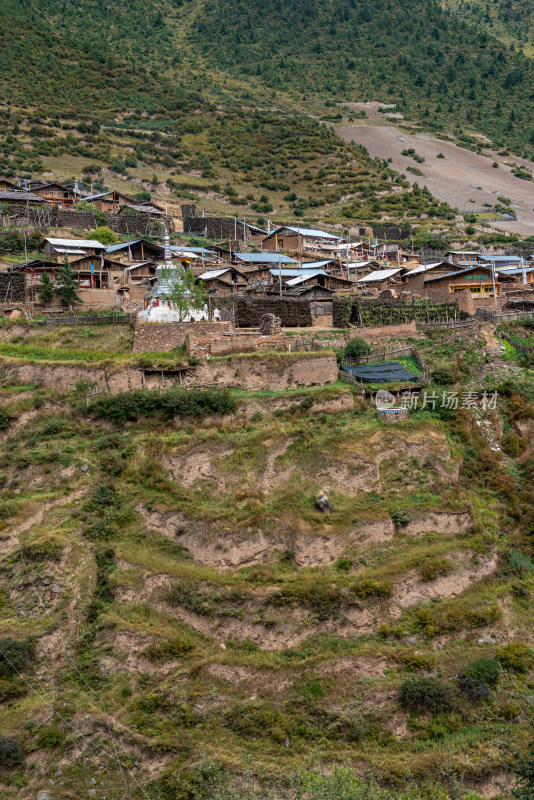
[56,256,81,308]
[38,272,54,306]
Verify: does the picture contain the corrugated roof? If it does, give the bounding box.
[54,249,87,255]
[268,268,328,278]
[198,268,235,280]
[286,272,324,286]
[300,260,333,269]
[170,246,216,256]
[405,262,447,276]
[234,253,298,264]
[45,237,106,249]
[271,226,341,240]
[357,268,404,283]
[479,255,522,263]
[497,267,534,275]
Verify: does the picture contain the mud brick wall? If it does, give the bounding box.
[0,272,26,302]
[133,321,233,353]
[236,296,312,328]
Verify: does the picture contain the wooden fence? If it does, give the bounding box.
[417,318,475,331]
[40,314,135,326]
[498,330,534,358]
[291,338,337,352]
[477,309,534,324]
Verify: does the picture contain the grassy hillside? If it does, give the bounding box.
[442,0,534,57]
[1,0,533,165]
[0,323,534,797]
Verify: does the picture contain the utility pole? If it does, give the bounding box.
[279,259,282,296]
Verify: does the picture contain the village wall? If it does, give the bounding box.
[105,214,172,236]
[132,321,233,353]
[77,289,118,306]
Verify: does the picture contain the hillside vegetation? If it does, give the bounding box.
[0,324,534,797]
[1,0,534,163]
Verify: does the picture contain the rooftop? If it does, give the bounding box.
[44,237,106,249]
[357,268,404,283]
[271,226,341,240]
[234,253,298,264]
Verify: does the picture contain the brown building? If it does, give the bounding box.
[30,182,79,208]
[403,261,462,295]
[424,265,500,299]
[40,237,106,262]
[104,239,166,263]
[197,267,248,295]
[262,226,342,253]
[83,190,134,213]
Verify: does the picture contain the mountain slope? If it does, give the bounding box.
[1,0,534,161]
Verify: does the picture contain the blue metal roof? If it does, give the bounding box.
[424,265,493,284]
[234,253,298,264]
[269,268,328,278]
[301,260,334,268]
[498,267,534,275]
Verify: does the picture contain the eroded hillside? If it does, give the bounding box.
[0,359,533,799]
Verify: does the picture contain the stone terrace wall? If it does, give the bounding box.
[354,320,418,344]
[236,296,312,328]
[133,321,233,353]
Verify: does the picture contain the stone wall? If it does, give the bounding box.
[133,321,233,353]
[236,296,312,328]
[183,216,250,239]
[57,210,96,229]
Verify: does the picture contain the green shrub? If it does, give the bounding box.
[21,539,62,562]
[344,336,371,360]
[0,637,36,678]
[89,387,237,424]
[496,642,532,673]
[464,657,501,686]
[431,365,456,385]
[398,652,437,672]
[142,637,194,662]
[36,725,64,748]
[420,557,454,581]
[0,408,11,430]
[335,556,352,572]
[398,675,456,713]
[0,734,23,766]
[391,508,411,527]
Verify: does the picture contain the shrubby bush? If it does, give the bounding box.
[90,388,237,424]
[0,734,23,766]
[0,637,36,678]
[398,675,456,713]
[344,336,371,360]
